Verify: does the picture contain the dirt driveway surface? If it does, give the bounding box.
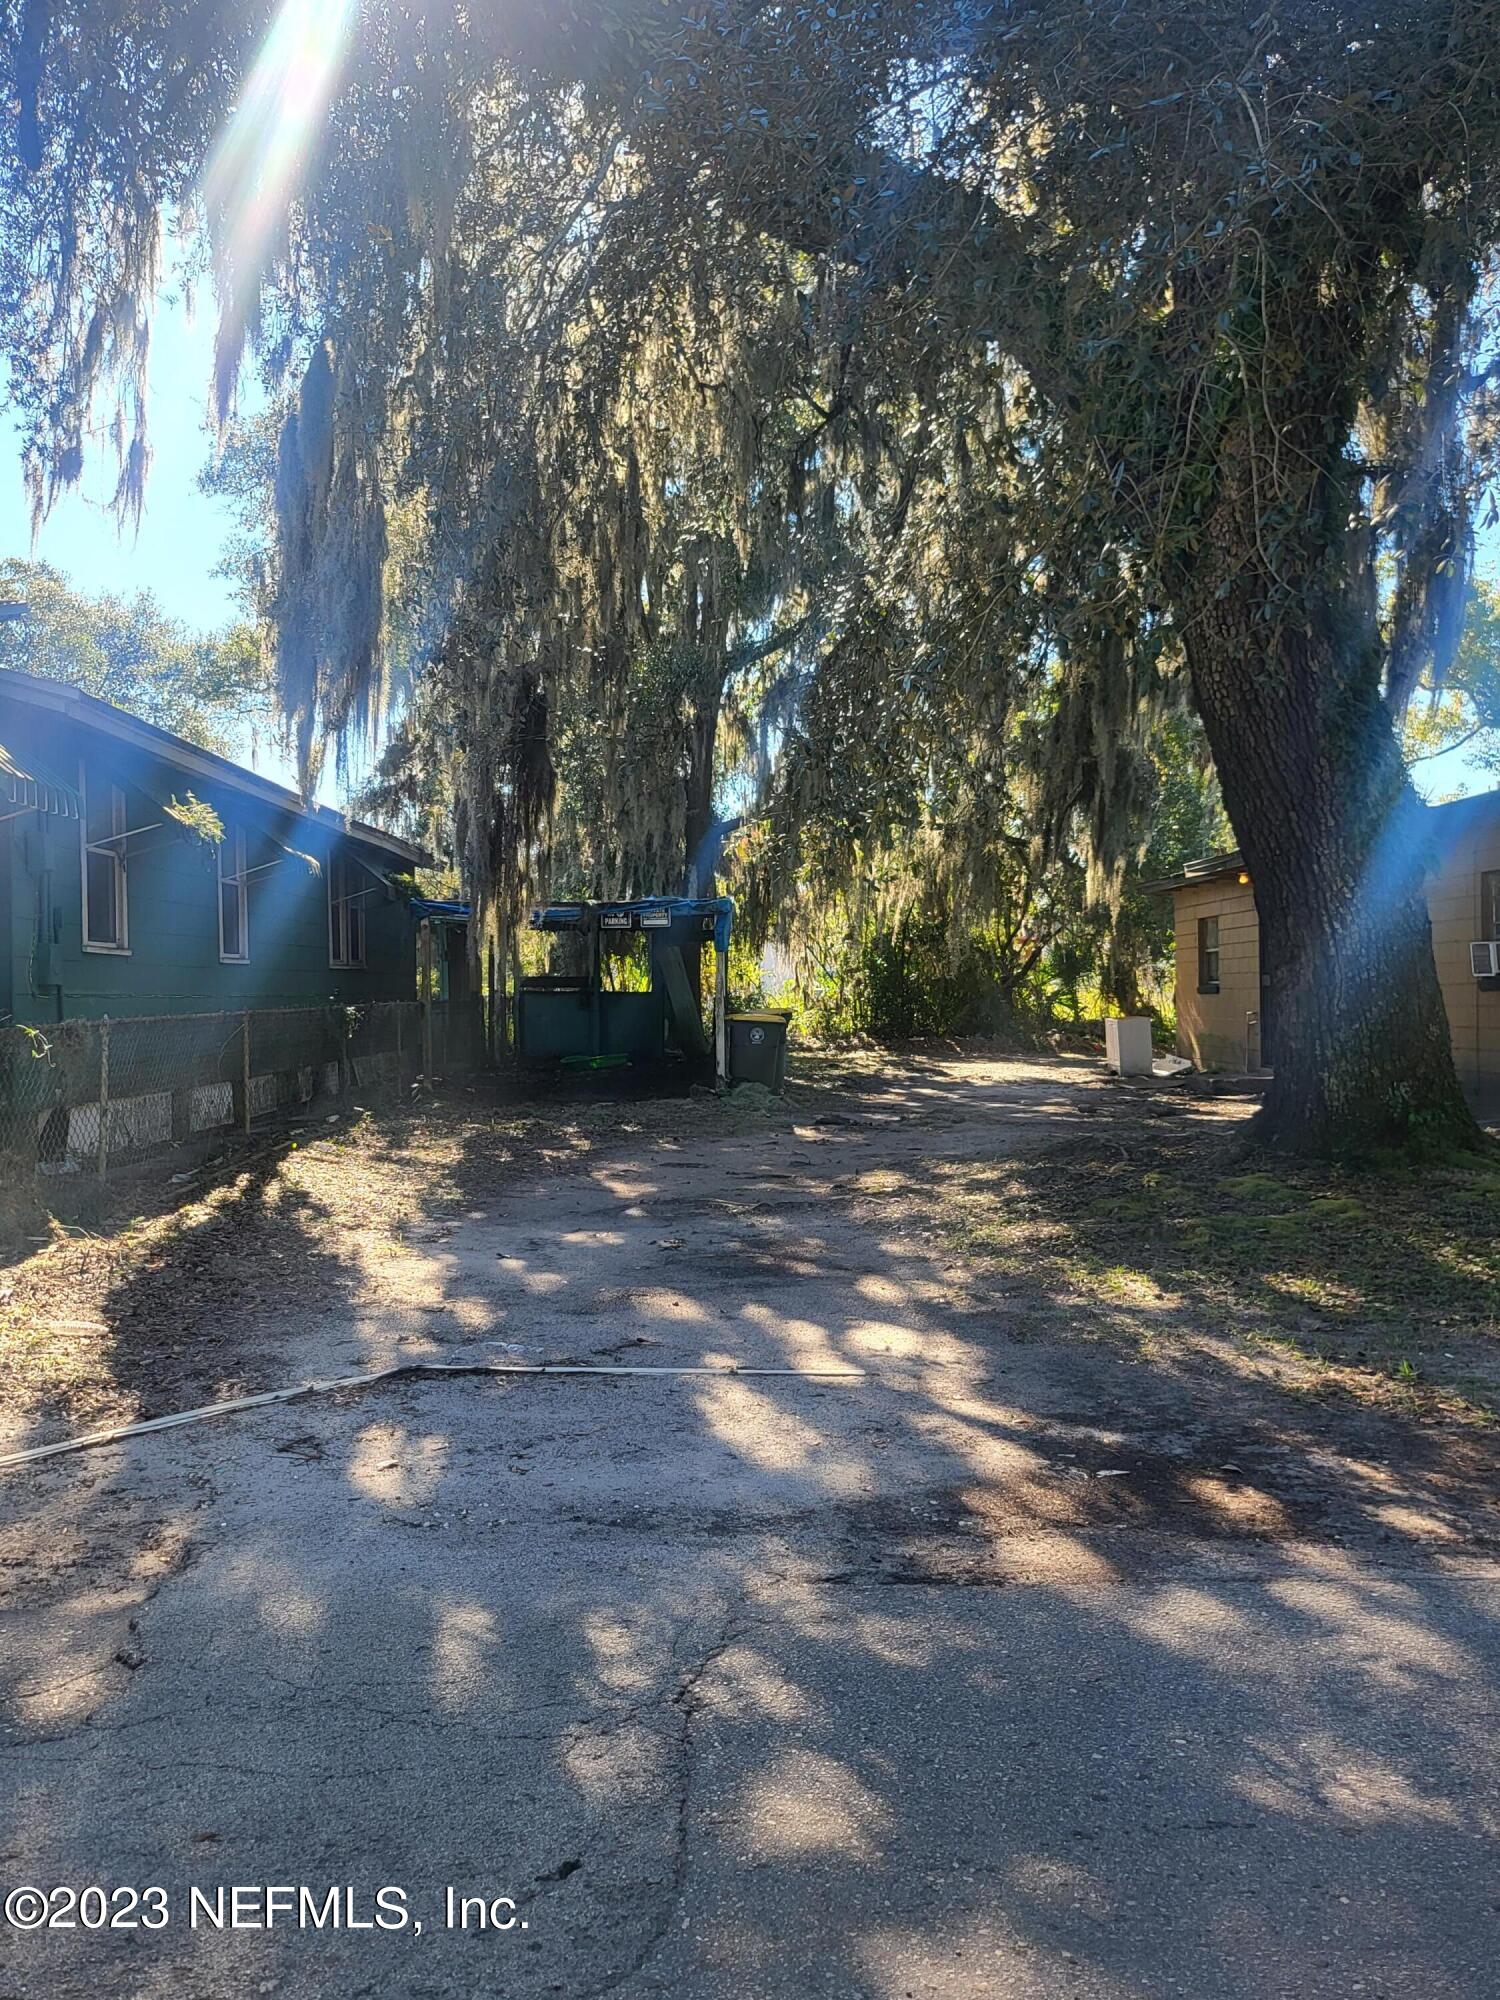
[1,1053,1497,1998]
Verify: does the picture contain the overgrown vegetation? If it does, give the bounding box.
[6,4,1500,1149]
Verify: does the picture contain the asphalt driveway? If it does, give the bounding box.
[2,1055,1497,1998]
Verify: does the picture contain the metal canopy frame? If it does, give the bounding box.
[0,739,82,824]
[525,896,734,1085]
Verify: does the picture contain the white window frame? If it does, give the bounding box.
[328,851,367,969]
[81,771,130,954]
[219,825,250,964]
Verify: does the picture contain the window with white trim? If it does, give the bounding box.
[82,775,128,951]
[219,826,249,962]
[328,851,366,968]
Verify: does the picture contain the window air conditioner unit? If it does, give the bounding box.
[1470,941,1500,979]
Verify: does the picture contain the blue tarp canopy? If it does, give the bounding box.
[530,896,734,953]
[411,898,471,922]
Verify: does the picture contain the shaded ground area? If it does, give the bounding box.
[0,1049,1497,1997]
[909,1113,1500,1420]
[0,1046,1097,1450]
[0,1053,891,1448]
[10,1041,1490,1453]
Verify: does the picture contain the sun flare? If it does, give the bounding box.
[203,0,357,322]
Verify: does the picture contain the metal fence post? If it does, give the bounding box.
[509,930,522,1068]
[486,937,497,1065]
[502,908,516,1064]
[96,1016,110,1177]
[241,1010,252,1134]
[714,946,729,1090]
[420,919,434,1081]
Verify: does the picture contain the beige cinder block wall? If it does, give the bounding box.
[1173,875,1260,1071]
[1427,797,1500,1122]
[1169,798,1500,1108]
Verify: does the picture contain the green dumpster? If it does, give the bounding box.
[728,1011,789,1090]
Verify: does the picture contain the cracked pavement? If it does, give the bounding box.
[1,1055,1498,1997]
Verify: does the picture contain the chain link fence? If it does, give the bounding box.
[0,998,487,1179]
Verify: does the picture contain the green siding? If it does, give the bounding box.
[0,824,10,1019]
[0,696,416,1026]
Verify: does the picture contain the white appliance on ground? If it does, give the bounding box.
[1105,1017,1154,1076]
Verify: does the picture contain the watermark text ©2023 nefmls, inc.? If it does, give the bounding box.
[3,1882,528,1936]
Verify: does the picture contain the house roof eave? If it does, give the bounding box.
[1426,785,1500,833]
[0,667,430,869]
[1142,850,1246,896]
[1145,784,1500,895]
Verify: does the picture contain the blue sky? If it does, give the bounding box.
[0,284,242,632]
[0,278,328,794]
[0,278,1492,808]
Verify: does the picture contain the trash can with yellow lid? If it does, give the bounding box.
[728,1010,790,1090]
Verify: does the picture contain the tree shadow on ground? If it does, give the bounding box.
[913,1114,1500,1416]
[0,1142,357,1455]
[2,1050,1498,1998]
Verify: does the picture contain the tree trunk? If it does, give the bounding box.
[682,682,721,895]
[1100,939,1143,1020]
[1179,557,1479,1156]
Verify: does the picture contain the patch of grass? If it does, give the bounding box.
[916,1124,1500,1419]
[1220,1171,1293,1204]
[1305,1194,1368,1221]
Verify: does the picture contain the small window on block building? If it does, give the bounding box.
[1197,915,1221,994]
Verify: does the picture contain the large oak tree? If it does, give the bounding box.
[5,0,1500,1150]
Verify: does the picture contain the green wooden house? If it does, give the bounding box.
[0,667,425,1028]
